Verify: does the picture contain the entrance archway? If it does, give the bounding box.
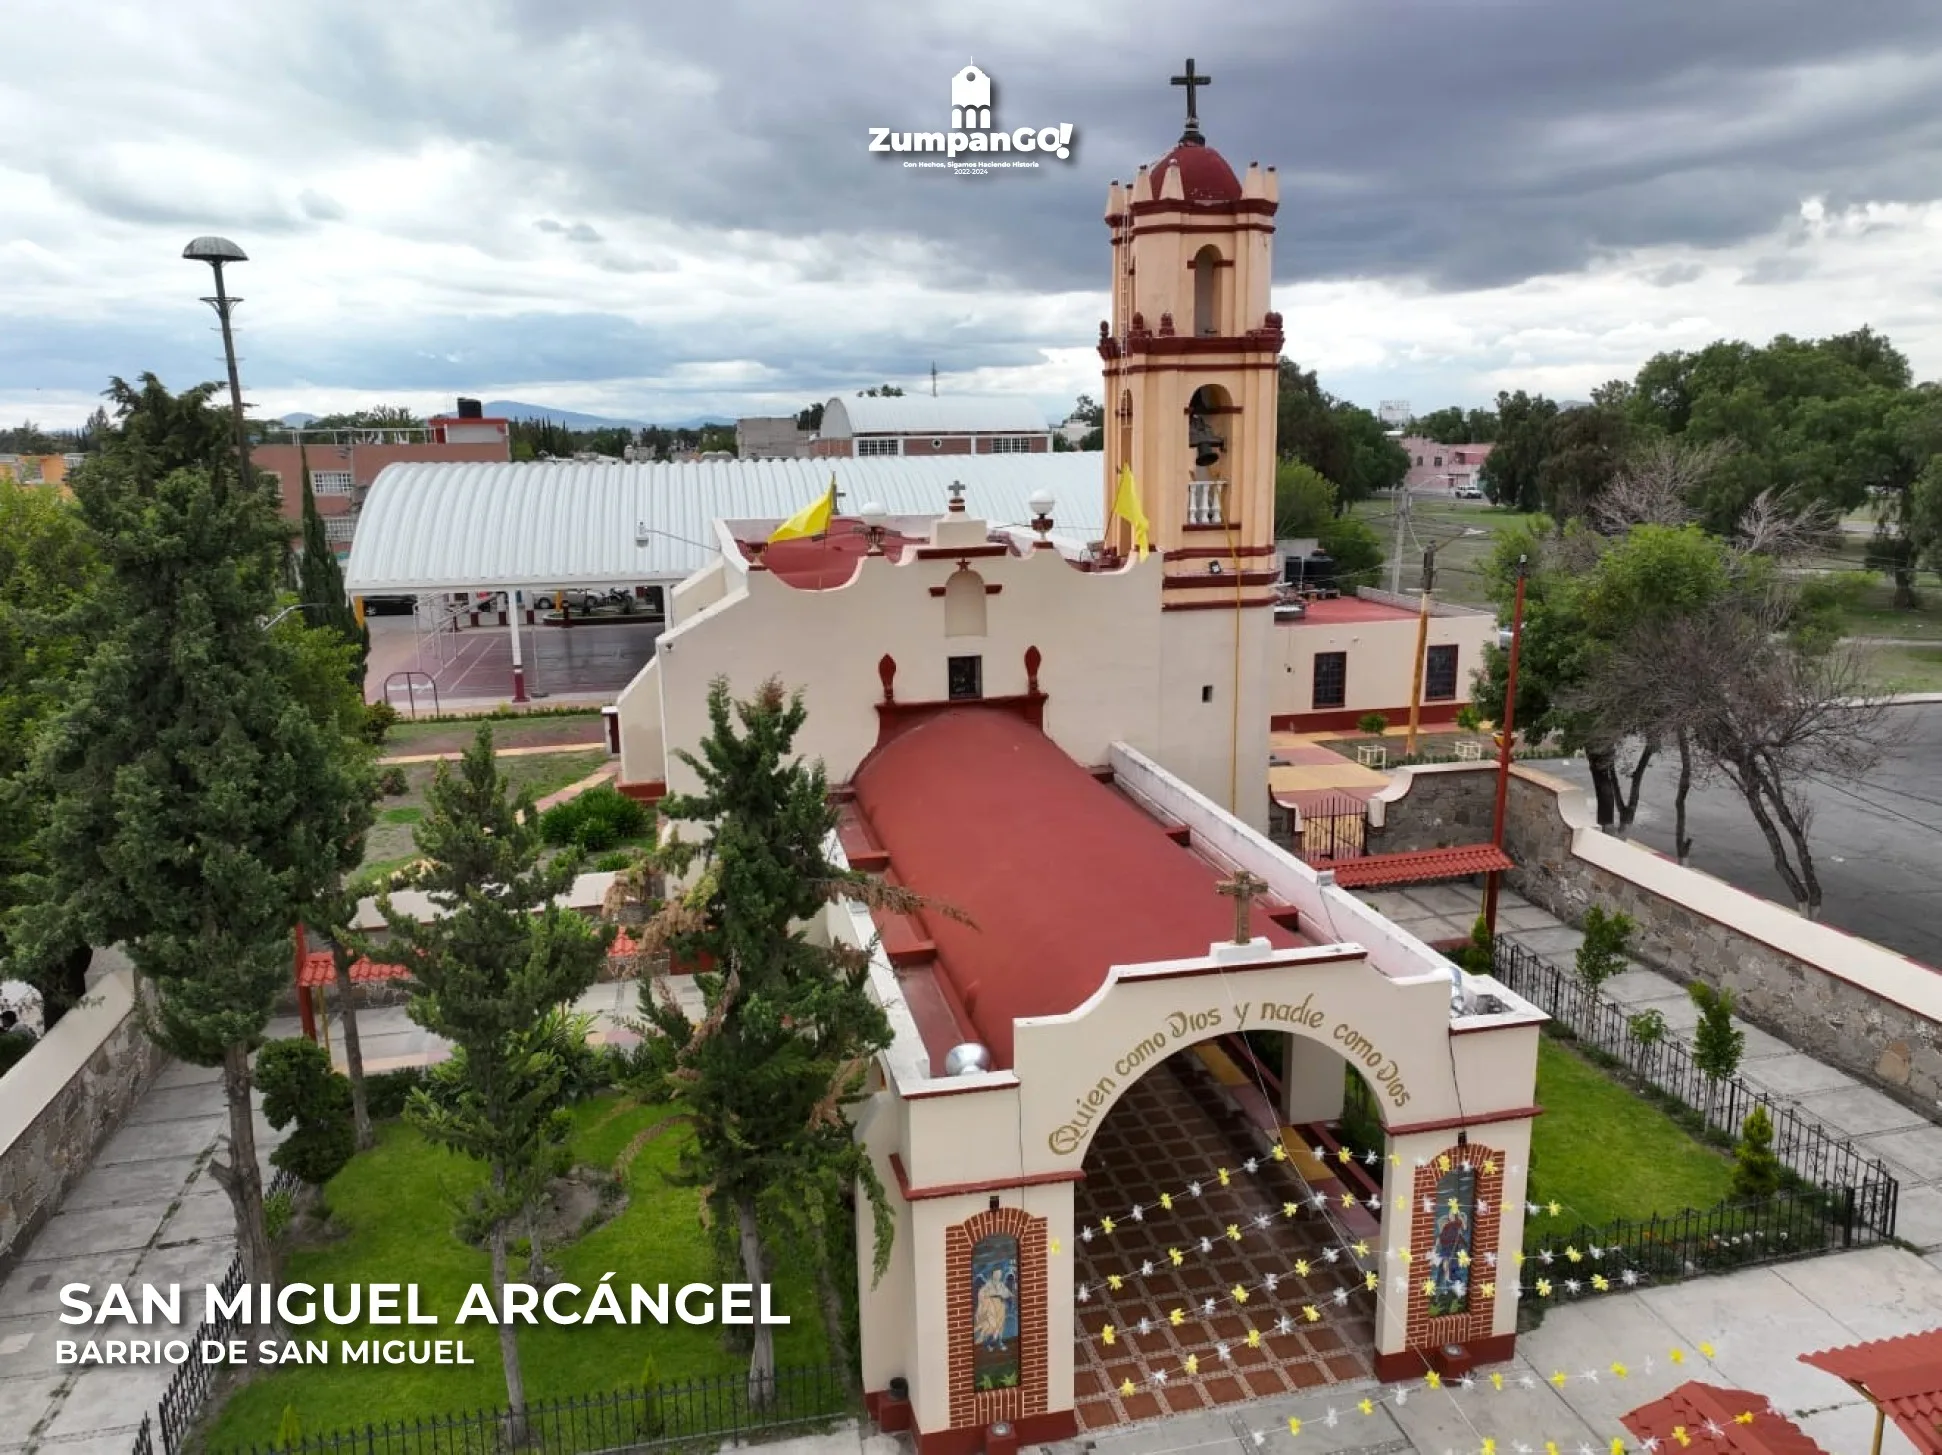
[1071,1044,1375,1429]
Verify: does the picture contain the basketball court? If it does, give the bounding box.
[365,612,661,711]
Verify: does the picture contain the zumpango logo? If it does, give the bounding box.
[868,63,1075,173]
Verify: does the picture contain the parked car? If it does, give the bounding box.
[1454,485,1484,500]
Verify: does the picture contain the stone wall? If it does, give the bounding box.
[0,969,166,1275]
[1370,762,1942,1117]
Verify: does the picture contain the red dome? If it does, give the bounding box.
[1149,142,1242,204]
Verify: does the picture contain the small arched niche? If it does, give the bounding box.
[943,568,988,638]
[1192,244,1223,336]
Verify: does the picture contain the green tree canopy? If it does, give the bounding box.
[13,374,369,1288]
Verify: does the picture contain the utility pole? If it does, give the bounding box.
[1404,589,1432,758]
[1482,554,1530,939]
[931,363,938,398]
[1389,483,1410,595]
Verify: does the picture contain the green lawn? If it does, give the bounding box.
[357,749,610,883]
[204,1099,829,1447]
[382,711,607,757]
[1529,1038,1735,1232]
[1857,642,1942,693]
[1349,495,1543,607]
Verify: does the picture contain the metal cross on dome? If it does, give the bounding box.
[1215,869,1267,944]
[1171,59,1212,141]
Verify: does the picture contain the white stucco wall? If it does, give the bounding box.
[636,532,1167,796]
[1271,610,1499,720]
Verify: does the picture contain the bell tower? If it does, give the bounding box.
[1098,61,1282,830]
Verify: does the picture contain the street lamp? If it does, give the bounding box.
[183,236,255,494]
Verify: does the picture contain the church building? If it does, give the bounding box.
[611,70,1546,1451]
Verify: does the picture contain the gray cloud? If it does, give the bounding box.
[13,0,1942,416]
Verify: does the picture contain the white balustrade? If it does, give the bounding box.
[1186,477,1228,527]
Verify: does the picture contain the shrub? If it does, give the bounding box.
[361,701,400,746]
[363,1066,426,1120]
[540,785,649,849]
[592,849,635,872]
[277,1404,304,1450]
[264,1187,295,1243]
[1731,1106,1783,1199]
[257,1038,356,1186]
[1574,906,1635,994]
[1455,704,1484,733]
[0,1031,36,1077]
[1628,1007,1668,1045]
[535,1008,613,1103]
[378,766,409,796]
[1458,915,1494,975]
[1357,712,1389,736]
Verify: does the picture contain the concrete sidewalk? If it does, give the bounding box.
[0,999,299,1455]
[753,1249,1942,1455]
[1357,884,1942,1258]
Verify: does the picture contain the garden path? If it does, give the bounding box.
[1358,885,1942,1259]
[0,949,298,1455]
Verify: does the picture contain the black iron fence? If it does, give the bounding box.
[208,1363,857,1455]
[1491,937,1899,1244]
[1527,1186,1877,1280]
[157,1167,302,1455]
[132,1413,154,1455]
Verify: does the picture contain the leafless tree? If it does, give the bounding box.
[1731,489,1840,564]
[1592,437,1736,534]
[1614,605,1895,916]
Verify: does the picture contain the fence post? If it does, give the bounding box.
[1841,1185,1856,1249]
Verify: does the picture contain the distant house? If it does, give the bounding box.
[0,453,83,493]
[1398,435,1495,493]
[252,397,511,556]
[735,417,814,459]
[811,395,1054,459]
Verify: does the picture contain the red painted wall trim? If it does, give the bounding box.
[889,1152,1086,1202]
[617,780,667,804]
[1125,203,1278,222]
[912,544,1012,560]
[926,582,1004,597]
[1383,1105,1543,1137]
[1269,703,1464,732]
[875,693,1046,747]
[1102,360,1282,377]
[1162,569,1280,590]
[1161,596,1277,612]
[1163,544,1276,561]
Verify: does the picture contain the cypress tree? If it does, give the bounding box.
[378,725,609,1422]
[14,375,365,1296]
[620,678,937,1401]
[296,445,369,689]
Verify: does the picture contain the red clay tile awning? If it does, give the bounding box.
[1801,1330,1942,1454]
[1318,844,1514,889]
[297,952,410,990]
[1623,1381,1830,1455]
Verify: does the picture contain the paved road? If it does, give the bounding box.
[1531,702,1942,968]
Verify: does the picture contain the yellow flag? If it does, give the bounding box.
[769,476,837,543]
[1111,462,1150,561]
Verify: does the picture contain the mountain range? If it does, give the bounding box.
[275,403,732,430]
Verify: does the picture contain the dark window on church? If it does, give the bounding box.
[1313,651,1346,709]
[948,656,983,700]
[1425,644,1459,702]
[1201,685,1214,703]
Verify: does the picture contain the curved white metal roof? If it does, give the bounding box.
[820,394,1055,437]
[345,454,1107,592]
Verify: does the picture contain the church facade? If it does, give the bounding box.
[609,84,1544,1453]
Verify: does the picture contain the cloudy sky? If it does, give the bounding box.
[8,0,1942,429]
